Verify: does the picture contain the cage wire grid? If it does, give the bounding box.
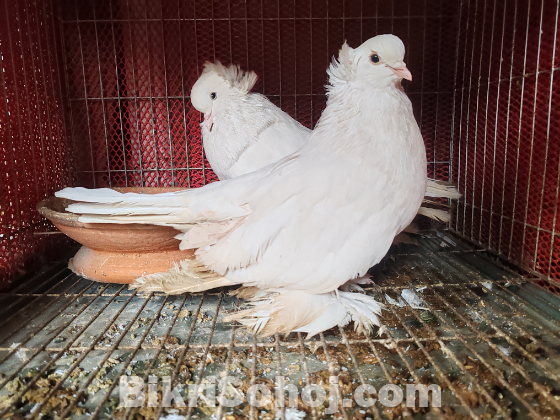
[452,0,560,283]
[1,0,560,418]
[1,233,560,419]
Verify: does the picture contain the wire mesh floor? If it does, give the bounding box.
[0,230,559,419]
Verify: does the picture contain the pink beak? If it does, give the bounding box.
[389,63,412,81]
[204,111,214,131]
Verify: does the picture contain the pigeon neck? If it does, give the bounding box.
[309,82,414,150]
[305,80,427,194]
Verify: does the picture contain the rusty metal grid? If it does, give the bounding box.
[451,0,560,284]
[0,231,559,419]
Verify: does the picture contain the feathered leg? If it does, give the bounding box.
[131,259,236,294]
[224,289,383,338]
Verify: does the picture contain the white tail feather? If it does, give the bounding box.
[67,203,184,215]
[57,187,251,234]
[416,207,451,222]
[415,180,460,223]
[425,179,461,199]
[77,215,191,228]
[56,187,187,205]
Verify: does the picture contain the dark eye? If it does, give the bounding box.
[210,92,217,100]
[370,54,380,63]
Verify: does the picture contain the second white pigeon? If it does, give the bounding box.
[190,62,310,180]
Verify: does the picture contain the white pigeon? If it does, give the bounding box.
[57,35,426,337]
[190,61,459,222]
[190,62,309,180]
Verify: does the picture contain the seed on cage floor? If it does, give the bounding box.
[419,311,437,323]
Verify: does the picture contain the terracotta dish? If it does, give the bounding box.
[37,187,194,284]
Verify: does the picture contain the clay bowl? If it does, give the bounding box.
[37,187,194,284]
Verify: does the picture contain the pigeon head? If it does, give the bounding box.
[190,62,258,131]
[190,71,231,131]
[353,34,411,85]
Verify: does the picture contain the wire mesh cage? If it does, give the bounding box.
[1,0,560,419]
[453,0,560,287]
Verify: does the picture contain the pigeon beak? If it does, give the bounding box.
[204,111,214,131]
[389,63,412,81]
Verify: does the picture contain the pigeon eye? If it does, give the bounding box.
[370,53,380,64]
[210,92,217,100]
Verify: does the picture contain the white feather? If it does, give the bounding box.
[425,179,462,199]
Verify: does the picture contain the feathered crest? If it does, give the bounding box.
[326,42,355,93]
[202,61,258,94]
